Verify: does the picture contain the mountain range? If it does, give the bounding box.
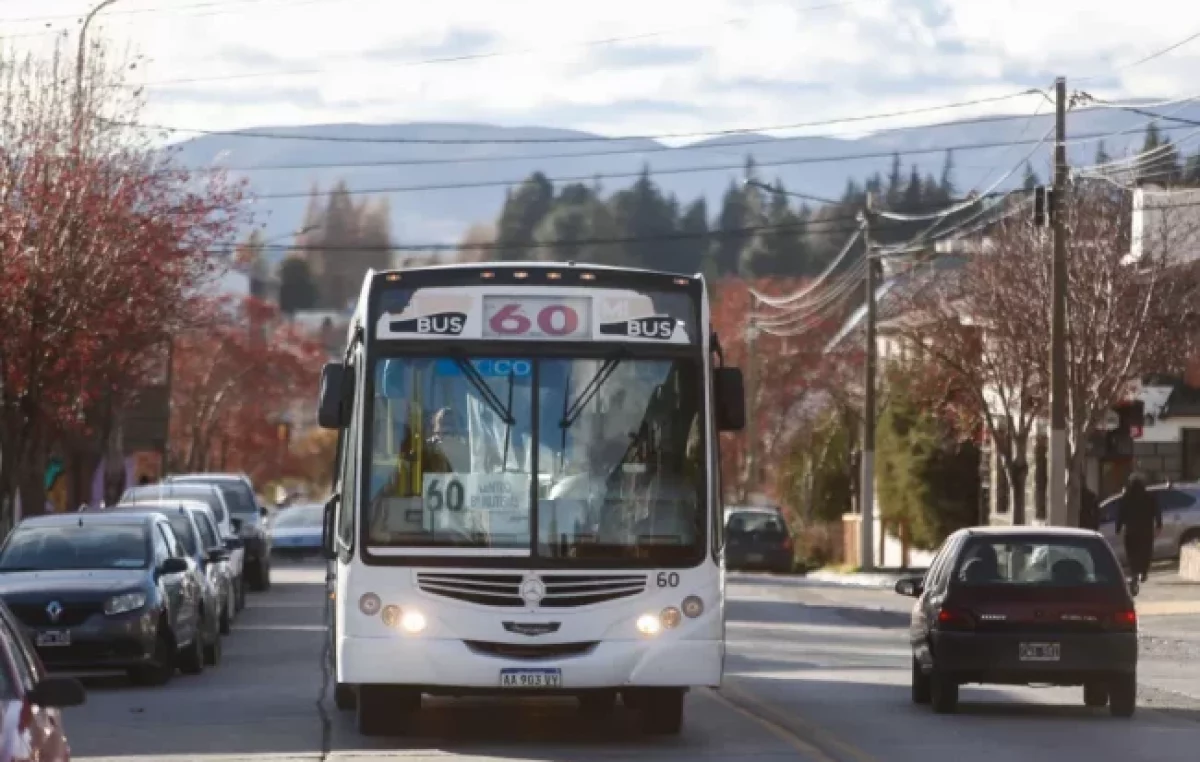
[171,100,1200,264]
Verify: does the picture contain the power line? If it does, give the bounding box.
[0,0,316,24]
[109,90,1045,145]
[215,212,878,254]
[237,128,1183,200]
[1076,26,1200,82]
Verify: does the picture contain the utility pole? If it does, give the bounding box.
[860,194,877,571]
[744,319,759,500]
[1049,77,1069,526]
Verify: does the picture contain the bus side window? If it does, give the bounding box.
[337,356,360,551]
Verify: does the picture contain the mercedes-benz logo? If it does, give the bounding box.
[45,601,63,623]
[519,577,545,605]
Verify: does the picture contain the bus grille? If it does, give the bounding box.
[464,641,599,659]
[415,572,647,608]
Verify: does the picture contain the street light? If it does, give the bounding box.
[74,0,122,131]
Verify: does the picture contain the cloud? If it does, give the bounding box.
[5,0,1200,145]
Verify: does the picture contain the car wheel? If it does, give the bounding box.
[930,672,959,714]
[1108,673,1136,718]
[260,558,272,591]
[911,658,931,704]
[178,623,206,675]
[1084,681,1108,707]
[357,685,419,736]
[638,688,685,735]
[578,690,617,717]
[333,683,357,710]
[129,623,175,687]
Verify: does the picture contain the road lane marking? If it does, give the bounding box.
[718,681,880,762]
[705,687,837,762]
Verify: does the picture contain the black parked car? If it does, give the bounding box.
[725,508,795,573]
[895,527,1138,717]
[0,512,208,686]
[168,473,272,592]
[105,499,233,647]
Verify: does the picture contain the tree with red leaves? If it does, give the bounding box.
[709,277,847,504]
[169,296,326,487]
[0,41,246,519]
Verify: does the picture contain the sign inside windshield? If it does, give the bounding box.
[422,473,529,514]
[376,287,695,344]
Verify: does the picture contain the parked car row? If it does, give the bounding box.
[0,473,273,687]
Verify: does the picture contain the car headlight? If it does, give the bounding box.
[104,592,147,616]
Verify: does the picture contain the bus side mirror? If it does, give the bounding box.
[714,367,746,432]
[318,363,349,429]
[322,494,340,560]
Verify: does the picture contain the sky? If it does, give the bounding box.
[3,0,1200,143]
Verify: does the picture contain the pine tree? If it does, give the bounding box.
[939,150,956,201]
[495,172,555,260]
[278,256,318,314]
[1022,161,1041,191]
[1094,141,1111,166]
[886,152,903,208]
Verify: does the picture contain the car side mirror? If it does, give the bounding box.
[318,362,351,429]
[713,367,746,432]
[159,557,189,576]
[224,536,245,550]
[259,506,269,519]
[208,548,230,564]
[894,577,923,597]
[27,676,85,708]
[230,517,244,533]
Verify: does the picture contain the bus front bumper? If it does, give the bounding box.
[338,635,723,690]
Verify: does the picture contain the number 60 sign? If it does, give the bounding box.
[481,296,591,340]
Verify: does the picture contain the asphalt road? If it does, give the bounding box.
[61,564,1200,762]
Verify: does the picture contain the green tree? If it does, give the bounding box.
[740,181,808,277]
[676,197,710,275]
[886,152,903,208]
[1095,141,1111,166]
[939,149,956,201]
[495,172,555,260]
[608,166,679,270]
[1022,161,1041,191]
[876,364,980,551]
[277,256,318,315]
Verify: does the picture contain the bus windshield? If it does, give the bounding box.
[363,354,705,565]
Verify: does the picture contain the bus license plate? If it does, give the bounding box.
[1019,642,1060,662]
[500,668,562,689]
[36,630,71,647]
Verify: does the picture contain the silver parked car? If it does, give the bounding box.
[1098,482,1200,564]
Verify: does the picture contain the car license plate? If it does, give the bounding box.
[746,553,764,563]
[1019,642,1060,662]
[36,630,70,647]
[499,668,562,689]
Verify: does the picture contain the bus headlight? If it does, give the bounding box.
[358,593,382,616]
[681,595,704,618]
[660,607,682,629]
[636,613,662,635]
[400,609,427,633]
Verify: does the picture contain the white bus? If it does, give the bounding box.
[317,263,745,737]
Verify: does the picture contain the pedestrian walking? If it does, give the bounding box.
[1115,474,1161,588]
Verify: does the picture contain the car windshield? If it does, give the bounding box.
[727,512,787,536]
[273,505,323,528]
[0,524,148,571]
[953,537,1122,586]
[123,485,226,524]
[364,354,705,565]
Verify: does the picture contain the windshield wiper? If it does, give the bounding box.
[449,353,515,426]
[559,350,626,430]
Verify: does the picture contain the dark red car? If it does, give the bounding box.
[0,599,85,761]
[895,527,1138,717]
